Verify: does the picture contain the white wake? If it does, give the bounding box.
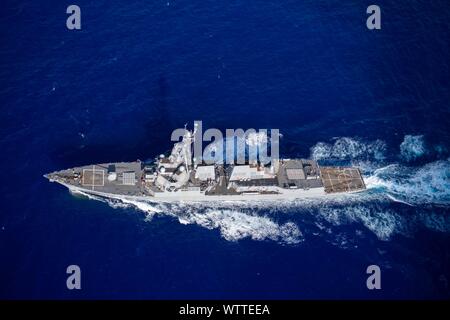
[68,134,449,244]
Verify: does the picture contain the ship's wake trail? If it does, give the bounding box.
[171,207,302,244]
[310,135,450,205]
[306,135,450,243]
[71,189,303,244]
[120,198,303,244]
[364,160,450,205]
[71,135,449,245]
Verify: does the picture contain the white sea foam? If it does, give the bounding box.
[365,160,450,205]
[400,135,426,161]
[318,205,405,241]
[72,183,449,244]
[75,194,303,244]
[175,208,302,243]
[310,137,386,161]
[310,135,449,205]
[386,194,414,207]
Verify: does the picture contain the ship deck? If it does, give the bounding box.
[319,167,366,193]
[47,161,366,198]
[48,162,146,196]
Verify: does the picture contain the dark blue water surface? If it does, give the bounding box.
[1,1,450,299]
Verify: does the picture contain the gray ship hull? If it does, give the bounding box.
[46,159,366,203]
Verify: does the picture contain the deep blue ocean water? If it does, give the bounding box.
[1,0,449,299]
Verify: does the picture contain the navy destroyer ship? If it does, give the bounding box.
[45,126,366,202]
